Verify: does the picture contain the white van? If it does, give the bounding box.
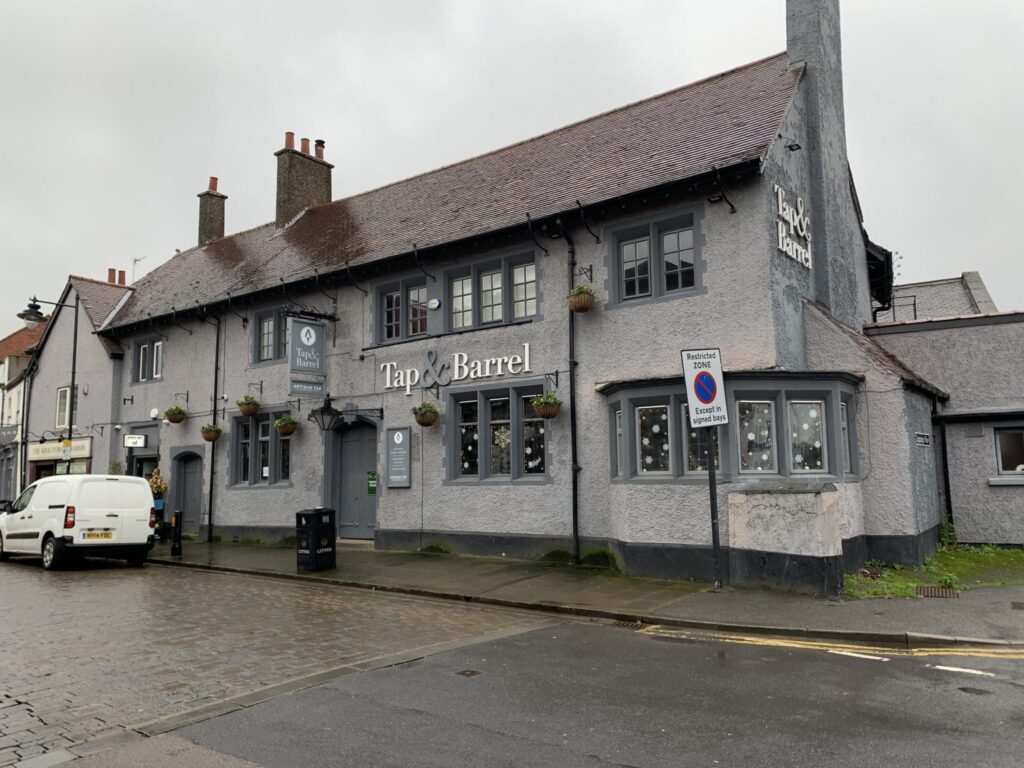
[0,475,156,569]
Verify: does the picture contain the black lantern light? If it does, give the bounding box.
[308,395,341,432]
[17,298,45,324]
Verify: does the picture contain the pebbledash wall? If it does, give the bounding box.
[21,0,974,596]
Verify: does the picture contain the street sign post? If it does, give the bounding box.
[681,348,728,590]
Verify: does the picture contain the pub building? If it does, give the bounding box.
[20,0,1022,595]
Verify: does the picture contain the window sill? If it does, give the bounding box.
[227,481,293,491]
[605,287,706,312]
[611,475,724,486]
[247,358,286,369]
[988,476,1024,487]
[365,318,535,351]
[443,475,551,487]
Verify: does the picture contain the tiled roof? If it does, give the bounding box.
[805,301,948,400]
[0,320,48,360]
[109,52,803,329]
[70,276,133,329]
[876,272,998,322]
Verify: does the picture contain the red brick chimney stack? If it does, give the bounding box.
[274,130,333,228]
[117,270,126,285]
[197,175,228,246]
[107,268,116,284]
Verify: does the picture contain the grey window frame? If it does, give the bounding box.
[787,399,829,474]
[445,381,548,484]
[735,399,779,475]
[252,309,288,364]
[995,428,1024,475]
[604,374,859,484]
[230,410,293,486]
[444,253,538,333]
[635,403,673,476]
[604,207,705,308]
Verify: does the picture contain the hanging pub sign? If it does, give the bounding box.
[381,344,532,395]
[289,320,326,376]
[386,428,411,488]
[773,183,812,269]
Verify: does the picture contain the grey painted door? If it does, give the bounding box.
[338,422,377,540]
[180,455,203,534]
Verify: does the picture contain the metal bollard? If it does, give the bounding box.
[171,510,183,557]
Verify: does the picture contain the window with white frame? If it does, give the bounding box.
[451,276,473,330]
[996,429,1024,474]
[55,386,77,430]
[383,291,402,340]
[134,338,163,382]
[408,285,428,336]
[233,412,293,485]
[480,271,503,324]
[614,409,624,475]
[512,263,537,319]
[621,238,651,299]
[737,400,777,473]
[451,386,546,481]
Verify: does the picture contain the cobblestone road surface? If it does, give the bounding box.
[0,559,547,766]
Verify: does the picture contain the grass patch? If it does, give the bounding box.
[844,545,1024,598]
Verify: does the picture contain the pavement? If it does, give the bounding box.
[150,540,1024,647]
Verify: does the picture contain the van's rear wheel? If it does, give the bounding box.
[127,552,147,568]
[41,536,63,571]
[0,534,9,561]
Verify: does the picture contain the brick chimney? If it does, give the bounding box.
[197,176,227,246]
[107,268,116,284]
[274,132,333,228]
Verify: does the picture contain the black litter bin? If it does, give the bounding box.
[296,508,337,572]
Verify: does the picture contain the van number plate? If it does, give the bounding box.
[82,532,113,541]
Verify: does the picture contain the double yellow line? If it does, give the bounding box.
[639,625,1024,660]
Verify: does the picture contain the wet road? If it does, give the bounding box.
[0,558,549,766]
[167,624,1023,767]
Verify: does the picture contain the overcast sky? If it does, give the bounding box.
[1,1,1021,339]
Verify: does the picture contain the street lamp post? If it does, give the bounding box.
[18,294,80,474]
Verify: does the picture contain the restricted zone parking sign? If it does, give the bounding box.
[680,348,728,428]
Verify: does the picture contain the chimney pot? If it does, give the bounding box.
[315,139,325,160]
[284,131,295,150]
[107,268,116,284]
[209,176,218,192]
[118,270,126,285]
[300,137,310,154]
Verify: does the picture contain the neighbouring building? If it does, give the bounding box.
[0,317,49,500]
[14,0,1021,594]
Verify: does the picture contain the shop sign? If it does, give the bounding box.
[123,434,147,449]
[289,320,326,376]
[367,470,378,496]
[915,433,932,447]
[381,344,532,395]
[386,428,411,488]
[290,379,326,397]
[681,348,728,428]
[28,437,92,462]
[774,183,812,269]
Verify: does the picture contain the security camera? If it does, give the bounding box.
[220,394,228,401]
[113,424,122,431]
[162,419,170,426]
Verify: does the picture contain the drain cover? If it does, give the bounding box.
[456,670,481,677]
[916,585,959,598]
[609,620,645,630]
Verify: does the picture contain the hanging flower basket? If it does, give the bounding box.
[414,402,440,427]
[531,392,562,419]
[164,406,186,424]
[237,396,260,417]
[274,415,299,436]
[567,285,596,313]
[201,424,223,442]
